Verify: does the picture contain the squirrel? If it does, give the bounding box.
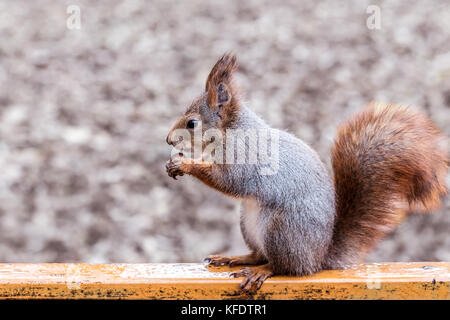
[165,53,449,294]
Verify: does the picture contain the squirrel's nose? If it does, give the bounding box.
[166,135,172,145]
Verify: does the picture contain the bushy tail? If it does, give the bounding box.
[325,103,448,268]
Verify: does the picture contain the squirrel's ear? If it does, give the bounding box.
[217,82,231,106]
[205,53,238,110]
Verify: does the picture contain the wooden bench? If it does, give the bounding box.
[0,262,447,299]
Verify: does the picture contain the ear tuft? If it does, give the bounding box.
[205,53,238,109]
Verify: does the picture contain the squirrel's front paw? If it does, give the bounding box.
[165,155,184,180]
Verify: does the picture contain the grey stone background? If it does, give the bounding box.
[0,0,448,263]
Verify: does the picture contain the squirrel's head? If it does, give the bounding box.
[166,53,241,155]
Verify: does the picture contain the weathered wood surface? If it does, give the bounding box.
[0,262,448,299]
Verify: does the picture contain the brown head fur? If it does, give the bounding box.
[166,53,241,150]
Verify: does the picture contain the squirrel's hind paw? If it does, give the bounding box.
[231,264,274,294]
[205,255,240,267]
[205,253,266,267]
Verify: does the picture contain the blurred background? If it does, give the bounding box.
[0,0,448,263]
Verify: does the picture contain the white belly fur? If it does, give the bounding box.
[241,198,265,254]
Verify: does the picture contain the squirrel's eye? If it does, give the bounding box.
[186,119,198,129]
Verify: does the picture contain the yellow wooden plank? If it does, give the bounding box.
[0,262,448,299]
